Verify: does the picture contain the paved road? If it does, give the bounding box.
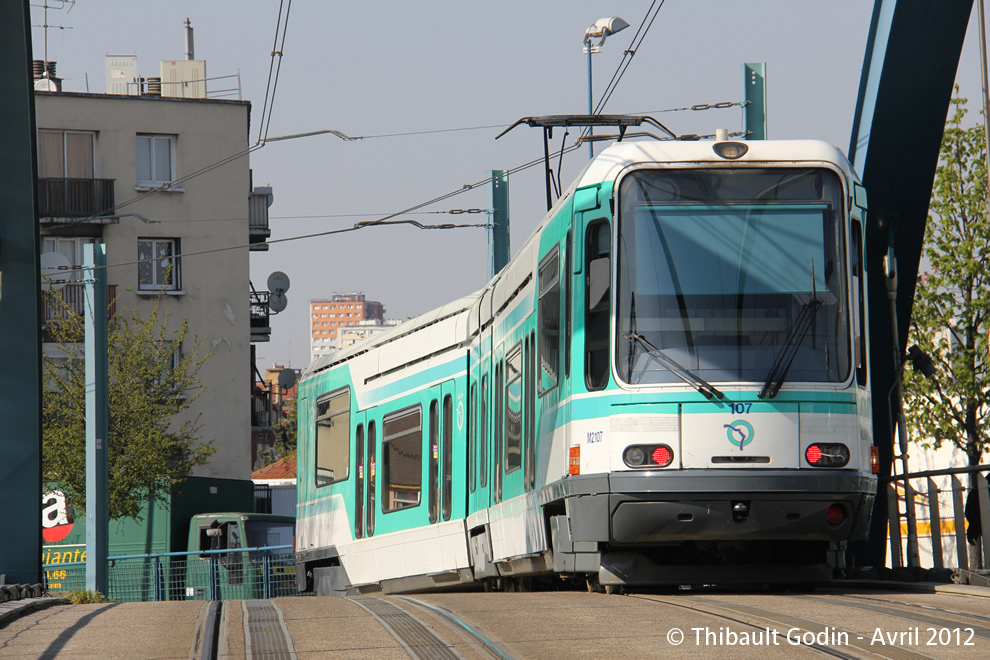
[3,584,990,659]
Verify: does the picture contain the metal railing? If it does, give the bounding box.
[42,545,296,602]
[43,284,118,323]
[38,177,115,218]
[885,464,990,574]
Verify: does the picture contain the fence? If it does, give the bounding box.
[886,464,990,575]
[43,545,296,602]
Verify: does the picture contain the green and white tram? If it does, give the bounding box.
[294,136,877,594]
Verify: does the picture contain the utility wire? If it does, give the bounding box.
[593,0,667,115]
[61,141,577,278]
[256,0,293,145]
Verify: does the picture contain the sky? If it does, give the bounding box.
[29,1,990,373]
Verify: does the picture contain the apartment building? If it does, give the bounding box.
[309,293,385,362]
[36,75,272,514]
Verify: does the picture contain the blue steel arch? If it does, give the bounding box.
[849,0,975,567]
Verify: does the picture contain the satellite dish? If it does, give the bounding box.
[267,271,290,294]
[34,78,58,92]
[40,251,73,291]
[277,368,297,390]
[269,292,288,313]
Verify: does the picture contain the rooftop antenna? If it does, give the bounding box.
[184,18,195,60]
[31,1,75,69]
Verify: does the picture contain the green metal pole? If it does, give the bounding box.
[487,170,510,279]
[744,62,767,140]
[85,243,109,595]
[0,0,42,586]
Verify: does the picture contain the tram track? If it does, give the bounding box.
[799,594,990,641]
[631,593,942,659]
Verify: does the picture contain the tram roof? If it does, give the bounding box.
[578,139,854,188]
[305,291,481,377]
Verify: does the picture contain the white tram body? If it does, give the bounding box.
[295,138,877,594]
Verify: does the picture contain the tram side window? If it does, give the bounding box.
[469,382,477,493]
[494,361,504,503]
[586,220,611,391]
[367,421,376,536]
[851,220,867,386]
[481,375,489,488]
[526,332,536,491]
[382,406,422,512]
[538,246,561,394]
[355,424,364,539]
[315,388,350,487]
[429,400,439,523]
[442,394,453,521]
[505,345,522,474]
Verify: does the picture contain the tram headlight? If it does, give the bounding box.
[804,443,850,468]
[624,446,646,466]
[713,141,749,159]
[623,444,674,468]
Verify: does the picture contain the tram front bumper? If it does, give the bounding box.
[563,470,876,544]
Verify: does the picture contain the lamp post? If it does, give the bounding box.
[583,16,629,159]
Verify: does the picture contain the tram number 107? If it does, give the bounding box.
[727,403,753,415]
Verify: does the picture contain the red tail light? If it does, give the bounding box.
[826,504,846,526]
[870,446,879,474]
[804,443,850,468]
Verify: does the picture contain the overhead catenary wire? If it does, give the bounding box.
[65,140,581,278]
[592,0,667,116]
[256,0,293,145]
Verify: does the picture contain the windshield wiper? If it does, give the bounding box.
[625,332,724,400]
[760,261,824,399]
[759,295,822,398]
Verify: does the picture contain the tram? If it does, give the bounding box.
[294,133,878,595]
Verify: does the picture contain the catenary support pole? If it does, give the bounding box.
[85,243,109,595]
[0,0,43,586]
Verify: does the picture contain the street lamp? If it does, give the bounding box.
[583,16,629,159]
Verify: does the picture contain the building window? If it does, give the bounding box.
[38,130,96,179]
[315,388,350,487]
[42,237,96,281]
[136,135,175,187]
[382,406,422,512]
[138,238,180,291]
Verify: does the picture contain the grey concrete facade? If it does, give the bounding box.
[36,90,253,483]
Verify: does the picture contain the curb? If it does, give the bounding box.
[0,597,70,629]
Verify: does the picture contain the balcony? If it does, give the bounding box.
[250,290,271,342]
[38,178,116,222]
[249,186,272,251]
[42,283,118,340]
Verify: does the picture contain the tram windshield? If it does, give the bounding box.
[616,168,850,387]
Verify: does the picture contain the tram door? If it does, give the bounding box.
[428,381,457,524]
[501,343,525,499]
[352,408,379,541]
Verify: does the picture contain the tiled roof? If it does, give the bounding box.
[252,454,297,480]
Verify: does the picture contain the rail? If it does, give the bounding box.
[37,177,115,219]
[884,464,990,575]
[43,283,118,322]
[42,545,295,602]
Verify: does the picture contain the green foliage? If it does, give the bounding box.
[63,589,111,604]
[256,404,296,469]
[904,91,990,466]
[42,291,216,521]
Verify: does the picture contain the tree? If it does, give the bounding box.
[904,91,990,468]
[42,291,215,521]
[256,404,296,469]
